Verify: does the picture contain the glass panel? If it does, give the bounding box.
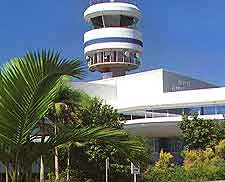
[104,51,111,62]
[103,15,120,27]
[90,56,94,65]
[97,52,103,63]
[120,15,136,27]
[149,110,168,118]
[94,53,97,64]
[91,15,138,29]
[167,108,183,117]
[203,106,216,115]
[87,50,141,65]
[188,107,201,115]
[90,16,103,29]
[113,51,117,62]
[120,114,131,120]
[117,51,124,62]
[124,55,129,63]
[216,105,225,114]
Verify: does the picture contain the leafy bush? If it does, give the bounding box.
[178,114,225,150]
[144,144,225,182]
[48,170,93,182]
[183,147,225,181]
[144,167,206,182]
[155,150,173,170]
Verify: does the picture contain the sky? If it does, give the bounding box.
[0,0,225,85]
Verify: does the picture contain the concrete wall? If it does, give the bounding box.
[73,81,117,106]
[115,69,164,108]
[73,69,224,112]
[73,69,164,108]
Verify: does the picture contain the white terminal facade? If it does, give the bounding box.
[75,0,225,155]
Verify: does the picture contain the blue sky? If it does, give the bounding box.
[0,0,225,85]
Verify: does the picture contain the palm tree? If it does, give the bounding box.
[0,50,144,182]
[0,49,83,182]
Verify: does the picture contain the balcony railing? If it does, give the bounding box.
[89,0,137,6]
[121,104,225,121]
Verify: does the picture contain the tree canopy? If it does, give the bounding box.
[178,114,225,150]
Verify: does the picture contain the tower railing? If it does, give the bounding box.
[89,0,137,6]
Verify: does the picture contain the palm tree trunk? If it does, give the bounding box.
[54,124,59,180]
[10,158,19,182]
[40,155,45,182]
[25,167,32,182]
[55,147,59,180]
[66,149,70,182]
[5,166,9,182]
[11,169,18,182]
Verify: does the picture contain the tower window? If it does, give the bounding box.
[120,15,136,27]
[94,53,97,64]
[104,51,111,62]
[90,15,138,29]
[117,51,124,62]
[91,16,103,29]
[114,51,117,62]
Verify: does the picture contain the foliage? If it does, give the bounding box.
[144,141,225,182]
[78,96,124,129]
[215,139,225,158]
[56,94,149,181]
[178,114,225,150]
[183,145,225,180]
[155,150,173,170]
[48,170,92,182]
[0,50,144,182]
[144,166,207,182]
[0,49,84,182]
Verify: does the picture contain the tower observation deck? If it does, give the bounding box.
[84,0,143,78]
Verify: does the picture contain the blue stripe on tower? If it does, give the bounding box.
[84,37,143,47]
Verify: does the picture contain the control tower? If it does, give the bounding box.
[84,0,143,78]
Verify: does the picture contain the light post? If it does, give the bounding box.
[106,157,110,182]
[131,163,140,182]
[134,173,137,182]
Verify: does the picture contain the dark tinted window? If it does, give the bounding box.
[91,16,103,29]
[216,105,225,114]
[90,15,137,28]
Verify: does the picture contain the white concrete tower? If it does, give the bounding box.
[84,0,143,78]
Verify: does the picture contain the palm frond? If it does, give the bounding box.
[0,49,84,146]
[46,125,144,155]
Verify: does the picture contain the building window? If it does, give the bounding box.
[94,53,97,64]
[104,51,111,62]
[90,16,104,29]
[113,51,117,62]
[216,105,225,114]
[97,52,103,63]
[203,106,216,115]
[117,51,124,62]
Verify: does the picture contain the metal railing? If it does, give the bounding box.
[89,0,137,6]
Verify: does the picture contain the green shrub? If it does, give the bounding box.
[144,167,207,182]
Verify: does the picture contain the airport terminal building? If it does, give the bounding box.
[74,69,225,155]
[76,0,225,156]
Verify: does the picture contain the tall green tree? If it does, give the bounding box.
[47,85,83,181]
[178,114,225,150]
[57,94,150,182]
